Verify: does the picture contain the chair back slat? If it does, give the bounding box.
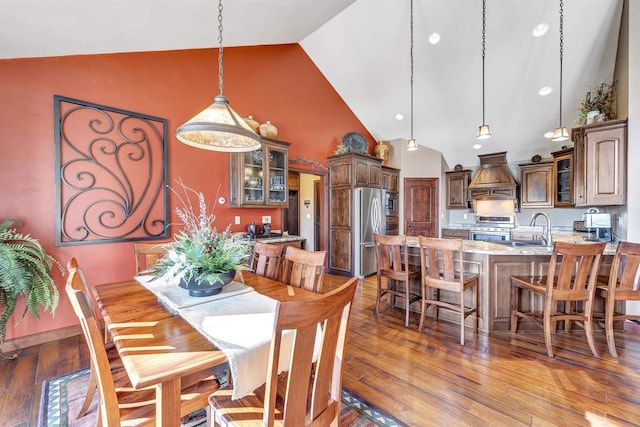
[374,234,411,275]
[250,241,283,279]
[420,236,463,284]
[281,246,326,293]
[134,242,167,274]
[547,242,605,300]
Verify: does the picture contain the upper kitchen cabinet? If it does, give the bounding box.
[551,148,574,207]
[229,137,291,208]
[381,166,400,193]
[446,169,472,209]
[572,119,627,207]
[518,161,554,209]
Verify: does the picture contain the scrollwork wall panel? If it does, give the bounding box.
[54,95,168,245]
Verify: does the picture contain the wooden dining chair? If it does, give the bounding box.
[280,246,327,293]
[417,236,478,345]
[209,276,358,427]
[511,241,606,358]
[249,241,283,279]
[595,241,640,358]
[134,242,167,274]
[65,258,220,426]
[373,233,421,327]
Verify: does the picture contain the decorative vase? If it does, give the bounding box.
[178,269,236,297]
[586,110,600,125]
[373,140,389,165]
[259,121,278,138]
[243,115,260,133]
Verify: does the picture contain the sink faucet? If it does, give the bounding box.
[529,212,553,246]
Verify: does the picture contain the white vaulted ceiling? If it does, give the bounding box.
[0,0,623,166]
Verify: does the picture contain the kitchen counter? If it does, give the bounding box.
[404,231,617,333]
[242,234,307,249]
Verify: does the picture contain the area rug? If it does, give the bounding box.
[39,368,405,426]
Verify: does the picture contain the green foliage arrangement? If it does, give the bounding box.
[147,181,250,286]
[0,220,63,344]
[334,143,350,155]
[576,81,616,126]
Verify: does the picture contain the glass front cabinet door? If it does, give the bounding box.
[229,137,290,208]
[552,147,574,207]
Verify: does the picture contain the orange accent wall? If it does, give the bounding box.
[0,44,373,341]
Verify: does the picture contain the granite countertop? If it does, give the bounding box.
[243,235,306,244]
[410,230,617,256]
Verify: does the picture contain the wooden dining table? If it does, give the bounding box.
[93,271,321,427]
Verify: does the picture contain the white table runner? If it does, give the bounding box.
[135,275,254,313]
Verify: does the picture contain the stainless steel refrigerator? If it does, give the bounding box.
[354,187,386,278]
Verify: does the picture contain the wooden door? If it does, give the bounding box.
[404,178,438,237]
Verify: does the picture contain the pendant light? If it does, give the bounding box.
[477,0,491,140]
[552,0,569,142]
[176,0,261,152]
[406,0,418,151]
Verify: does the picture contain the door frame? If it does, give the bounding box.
[285,166,328,253]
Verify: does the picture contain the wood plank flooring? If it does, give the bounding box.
[2,275,640,426]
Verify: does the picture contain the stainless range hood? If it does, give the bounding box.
[467,152,519,202]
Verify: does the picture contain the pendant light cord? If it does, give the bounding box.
[558,0,564,128]
[217,0,224,96]
[482,0,487,125]
[410,0,414,140]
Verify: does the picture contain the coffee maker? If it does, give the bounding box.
[584,213,612,242]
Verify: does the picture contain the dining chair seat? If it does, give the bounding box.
[593,241,640,358]
[373,233,421,327]
[65,257,221,426]
[510,241,606,358]
[417,236,478,345]
[209,277,358,427]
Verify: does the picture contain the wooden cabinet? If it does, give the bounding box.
[446,170,472,209]
[229,137,290,208]
[441,228,470,239]
[287,171,300,191]
[518,161,554,208]
[381,166,399,192]
[551,148,574,207]
[572,118,627,206]
[327,153,385,275]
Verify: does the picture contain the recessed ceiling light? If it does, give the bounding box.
[395,113,404,120]
[428,33,441,45]
[544,131,554,139]
[538,86,553,96]
[473,143,482,150]
[532,23,549,37]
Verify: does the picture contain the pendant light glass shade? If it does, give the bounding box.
[176,0,261,152]
[477,124,492,139]
[407,138,418,151]
[176,95,261,152]
[551,126,569,141]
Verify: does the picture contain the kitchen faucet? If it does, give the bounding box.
[529,212,553,246]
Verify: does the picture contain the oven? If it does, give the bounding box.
[469,227,511,242]
[470,214,515,242]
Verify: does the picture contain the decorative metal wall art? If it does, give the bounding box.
[54,95,169,245]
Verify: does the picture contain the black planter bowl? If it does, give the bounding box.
[178,269,236,297]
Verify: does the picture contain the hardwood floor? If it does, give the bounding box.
[2,275,640,426]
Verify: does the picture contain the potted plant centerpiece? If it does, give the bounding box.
[0,220,64,351]
[148,182,251,297]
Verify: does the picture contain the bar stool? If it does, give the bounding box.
[511,241,606,358]
[417,236,478,345]
[595,241,640,358]
[373,233,420,327]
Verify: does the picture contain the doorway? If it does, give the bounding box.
[281,170,326,251]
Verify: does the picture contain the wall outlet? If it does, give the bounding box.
[262,215,271,224]
[618,216,624,228]
[463,213,468,219]
[234,216,241,225]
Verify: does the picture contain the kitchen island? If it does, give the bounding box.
[243,234,307,250]
[404,232,617,333]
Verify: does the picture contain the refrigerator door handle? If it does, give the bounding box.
[371,196,381,234]
[362,242,376,248]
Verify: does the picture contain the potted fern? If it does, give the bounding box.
[0,220,64,345]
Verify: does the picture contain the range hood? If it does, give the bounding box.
[467,152,519,201]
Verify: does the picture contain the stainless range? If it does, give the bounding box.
[469,215,515,242]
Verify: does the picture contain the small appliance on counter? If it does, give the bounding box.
[246,222,259,237]
[583,212,612,242]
